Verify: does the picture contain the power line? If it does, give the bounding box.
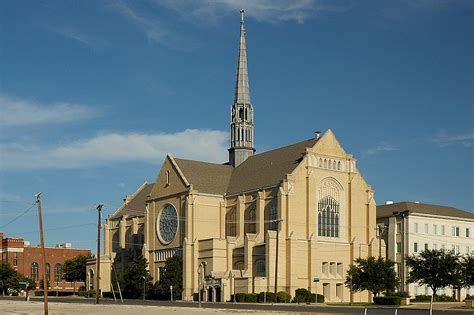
[0,202,36,228]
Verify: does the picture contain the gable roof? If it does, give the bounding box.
[173,158,234,195]
[110,182,154,219]
[226,138,318,195]
[377,202,474,220]
[172,138,318,196]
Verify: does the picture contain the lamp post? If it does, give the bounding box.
[393,210,409,292]
[198,262,207,308]
[273,219,283,303]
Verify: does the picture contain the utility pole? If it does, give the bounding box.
[36,193,48,315]
[273,219,282,303]
[96,204,103,304]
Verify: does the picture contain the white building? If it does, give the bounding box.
[377,202,474,300]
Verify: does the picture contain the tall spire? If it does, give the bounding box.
[229,9,255,167]
[234,9,250,105]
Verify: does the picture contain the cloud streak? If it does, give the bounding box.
[432,131,474,148]
[363,141,398,156]
[109,2,171,46]
[48,26,104,49]
[154,0,350,24]
[0,129,228,170]
[0,95,96,127]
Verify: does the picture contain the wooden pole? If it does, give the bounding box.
[96,204,103,304]
[36,193,48,315]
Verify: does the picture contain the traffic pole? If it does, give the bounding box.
[96,204,103,304]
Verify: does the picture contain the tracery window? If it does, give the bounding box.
[317,179,342,238]
[31,262,39,282]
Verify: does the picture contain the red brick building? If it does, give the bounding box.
[1,232,91,291]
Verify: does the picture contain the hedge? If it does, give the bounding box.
[233,293,258,302]
[257,292,275,303]
[277,291,292,303]
[292,288,324,303]
[373,296,401,305]
[412,294,456,302]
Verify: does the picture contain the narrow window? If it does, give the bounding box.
[54,264,62,283]
[414,223,418,233]
[13,252,18,267]
[31,262,39,282]
[46,263,51,284]
[424,243,428,251]
[166,170,170,185]
[466,228,470,238]
[414,242,418,252]
[337,161,341,170]
[248,206,256,234]
[256,260,265,276]
[424,224,429,234]
[269,204,278,230]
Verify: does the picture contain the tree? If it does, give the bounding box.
[406,249,460,299]
[345,256,398,297]
[119,254,152,299]
[62,254,93,294]
[159,255,183,300]
[462,254,474,287]
[0,262,35,295]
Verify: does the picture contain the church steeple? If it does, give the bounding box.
[229,9,255,167]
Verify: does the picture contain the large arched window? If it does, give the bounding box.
[31,262,39,282]
[317,178,342,238]
[45,263,51,284]
[318,196,340,237]
[54,264,62,283]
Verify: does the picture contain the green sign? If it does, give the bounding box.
[313,278,320,283]
[18,281,29,285]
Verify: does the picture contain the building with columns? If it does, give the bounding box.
[141,10,381,303]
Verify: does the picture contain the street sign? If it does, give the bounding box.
[312,278,320,283]
[18,282,29,285]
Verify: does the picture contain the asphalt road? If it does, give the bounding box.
[1,296,472,315]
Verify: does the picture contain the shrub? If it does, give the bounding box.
[413,295,431,302]
[386,291,410,298]
[102,291,115,298]
[436,294,455,302]
[35,291,44,296]
[257,292,275,303]
[294,288,311,303]
[233,293,258,302]
[373,296,401,305]
[277,291,292,303]
[465,294,472,301]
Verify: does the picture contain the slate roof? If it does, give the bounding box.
[174,138,318,195]
[110,182,154,219]
[377,202,474,220]
[173,159,233,195]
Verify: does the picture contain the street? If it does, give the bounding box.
[0,297,472,315]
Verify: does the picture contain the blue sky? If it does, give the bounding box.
[1,0,473,251]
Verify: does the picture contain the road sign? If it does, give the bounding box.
[18,282,29,285]
[312,278,320,283]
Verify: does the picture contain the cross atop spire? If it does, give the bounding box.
[234,8,250,105]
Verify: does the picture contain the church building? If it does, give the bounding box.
[142,10,381,303]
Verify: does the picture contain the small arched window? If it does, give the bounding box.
[227,209,237,236]
[54,264,62,283]
[269,204,278,230]
[248,206,256,234]
[31,262,39,282]
[319,158,322,168]
[89,269,94,290]
[338,161,341,170]
[329,160,332,169]
[45,263,51,284]
[255,260,266,276]
[333,160,337,169]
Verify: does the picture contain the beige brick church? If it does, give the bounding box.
[101,10,381,303]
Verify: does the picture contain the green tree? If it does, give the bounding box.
[462,254,474,287]
[345,256,398,297]
[62,254,93,294]
[120,254,152,299]
[0,262,35,295]
[406,249,459,299]
[159,255,183,300]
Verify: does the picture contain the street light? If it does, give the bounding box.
[198,262,207,308]
[393,210,409,292]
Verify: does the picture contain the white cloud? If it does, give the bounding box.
[153,0,349,24]
[48,26,104,49]
[432,131,474,148]
[363,141,398,156]
[0,129,228,170]
[109,2,171,46]
[0,95,96,127]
